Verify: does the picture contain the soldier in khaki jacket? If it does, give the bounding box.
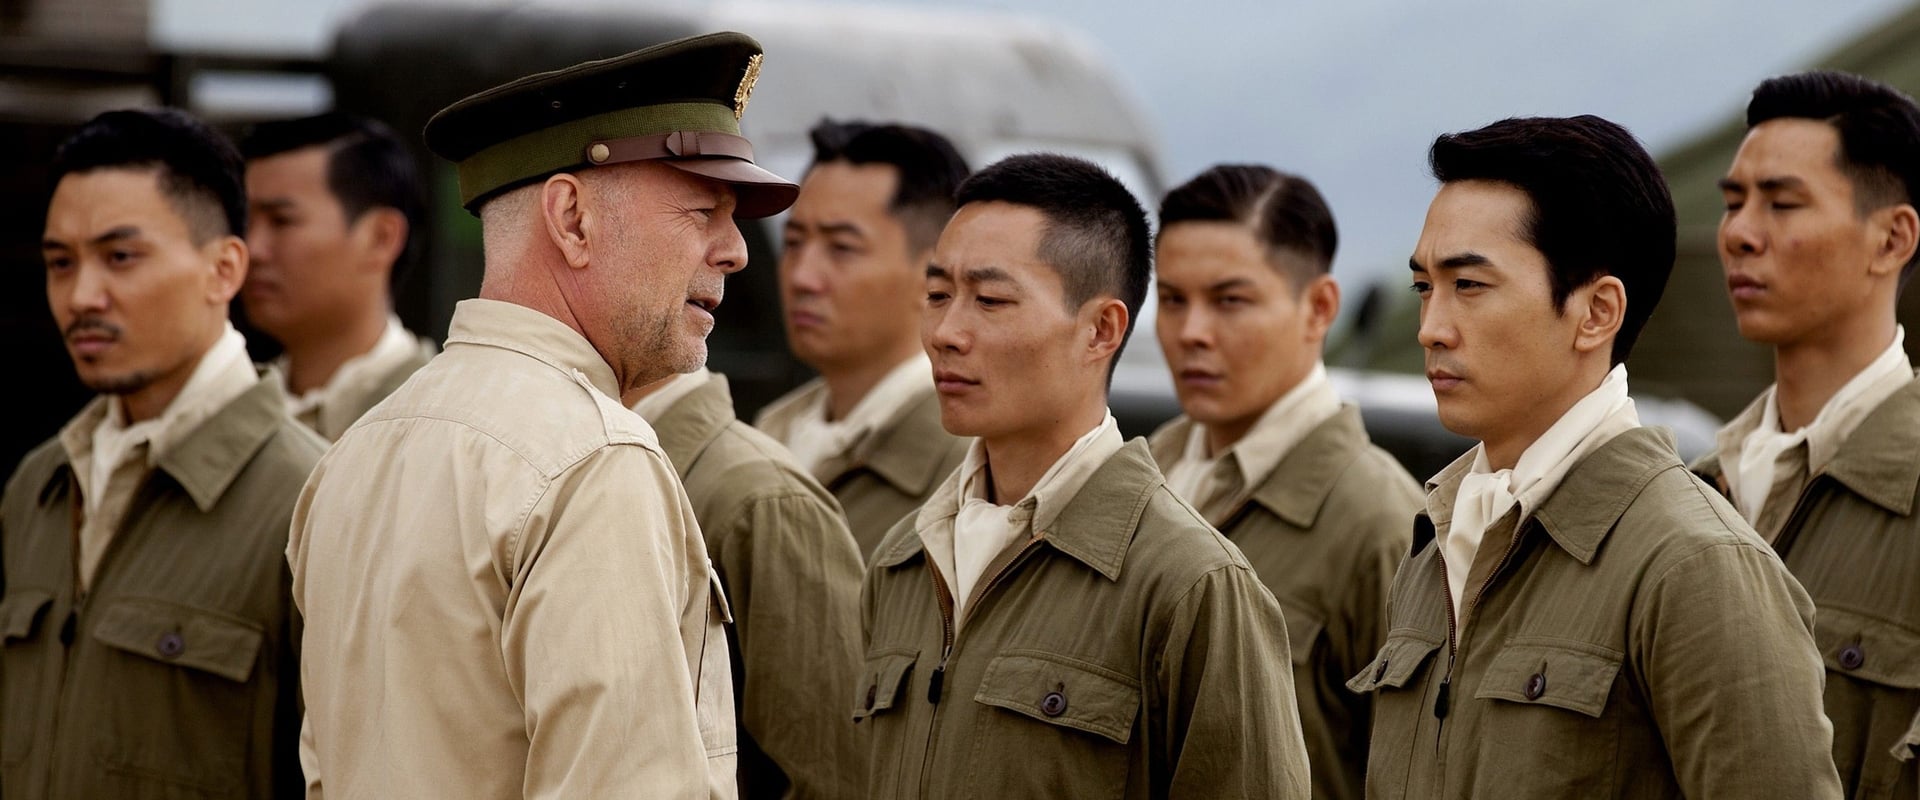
[629,370,866,799]
[1147,165,1419,800]
[240,113,436,440]
[1349,114,1842,798]
[757,121,971,559]
[857,154,1310,799]
[287,34,798,799]
[1691,71,1920,798]
[3,109,322,798]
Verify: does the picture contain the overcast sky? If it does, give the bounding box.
[157,0,1914,289]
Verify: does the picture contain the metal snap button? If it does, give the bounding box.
[157,632,185,659]
[1524,672,1546,701]
[1040,691,1067,717]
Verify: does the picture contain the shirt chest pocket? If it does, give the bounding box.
[1472,639,1624,794]
[968,651,1140,798]
[84,598,266,793]
[1346,630,1443,795]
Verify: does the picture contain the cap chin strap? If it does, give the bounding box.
[586,130,755,165]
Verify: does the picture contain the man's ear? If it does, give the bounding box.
[207,234,248,305]
[1086,297,1130,366]
[1572,275,1626,356]
[1870,203,1918,279]
[352,207,410,276]
[1302,273,1341,344]
[540,173,591,269]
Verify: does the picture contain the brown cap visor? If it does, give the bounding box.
[586,130,797,218]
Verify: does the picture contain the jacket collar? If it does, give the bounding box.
[833,384,957,496]
[874,438,1161,581]
[42,369,295,513]
[650,373,737,477]
[1819,374,1920,515]
[1242,405,1369,529]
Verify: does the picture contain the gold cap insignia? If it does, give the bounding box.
[734,53,763,120]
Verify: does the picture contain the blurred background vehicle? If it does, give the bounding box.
[8,0,1920,483]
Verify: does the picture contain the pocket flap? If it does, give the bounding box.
[0,589,54,641]
[852,649,917,721]
[1347,631,1443,694]
[1813,606,1920,690]
[708,567,733,625]
[973,651,1140,744]
[90,599,264,683]
[1276,599,1326,667]
[1475,639,1622,718]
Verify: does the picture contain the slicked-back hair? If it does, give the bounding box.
[1429,115,1675,365]
[50,108,247,244]
[808,118,970,254]
[955,153,1151,379]
[1748,70,1920,280]
[242,112,428,280]
[1158,164,1337,291]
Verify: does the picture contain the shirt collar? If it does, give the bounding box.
[443,298,621,401]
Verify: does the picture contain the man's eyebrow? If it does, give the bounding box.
[961,265,1015,285]
[92,226,141,246]
[926,262,951,280]
[1756,176,1808,193]
[252,198,295,212]
[1410,252,1492,272]
[1208,277,1253,293]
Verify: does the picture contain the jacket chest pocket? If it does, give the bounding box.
[84,597,265,794]
[1,589,57,767]
[1347,631,1442,798]
[1814,606,1920,798]
[1472,639,1623,795]
[851,649,918,797]
[968,651,1140,800]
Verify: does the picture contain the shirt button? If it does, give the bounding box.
[1524,672,1546,701]
[865,685,878,710]
[1838,645,1865,671]
[1040,691,1068,717]
[157,632,185,659]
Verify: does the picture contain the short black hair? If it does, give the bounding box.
[956,153,1151,378]
[49,108,247,243]
[808,119,970,253]
[1429,115,1675,365]
[1747,70,1920,278]
[242,112,428,277]
[1158,164,1337,289]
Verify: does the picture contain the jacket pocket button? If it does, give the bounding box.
[865,685,878,710]
[1524,672,1546,700]
[157,632,185,660]
[1838,645,1865,671]
[1374,659,1389,683]
[1040,691,1067,717]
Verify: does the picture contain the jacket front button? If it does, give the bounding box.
[1040,691,1067,717]
[157,632,185,659]
[1838,645,1865,671]
[1524,672,1546,700]
[865,685,877,710]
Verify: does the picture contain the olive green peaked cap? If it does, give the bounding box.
[423,31,798,217]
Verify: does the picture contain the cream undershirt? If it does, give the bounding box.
[780,353,931,478]
[1725,326,1911,523]
[61,322,257,590]
[1440,364,1640,629]
[919,413,1124,627]
[1163,361,1340,513]
[630,368,713,423]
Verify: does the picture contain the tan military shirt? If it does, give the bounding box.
[1352,427,1841,798]
[2,370,323,799]
[756,371,967,561]
[857,438,1311,799]
[289,298,736,799]
[278,314,438,441]
[636,370,866,800]
[1151,404,1418,800]
[1696,374,1920,799]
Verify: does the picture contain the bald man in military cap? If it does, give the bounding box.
[287,33,796,799]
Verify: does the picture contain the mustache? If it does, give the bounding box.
[64,316,123,342]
